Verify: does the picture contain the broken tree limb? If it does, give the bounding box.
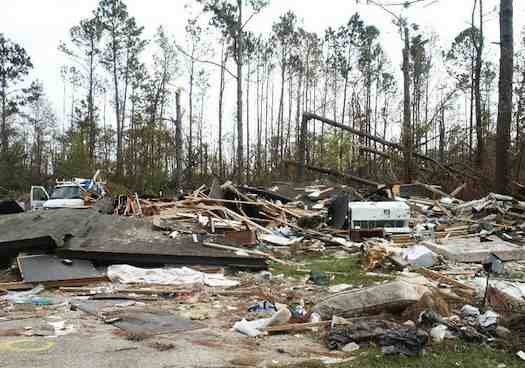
[414,181,451,199]
[303,112,399,150]
[297,112,468,181]
[285,160,381,188]
[357,145,394,160]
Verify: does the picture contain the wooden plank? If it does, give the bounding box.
[265,321,331,333]
[416,268,474,290]
[0,282,34,290]
[449,183,467,198]
[203,241,290,266]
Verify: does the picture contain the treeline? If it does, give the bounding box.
[0,0,520,196]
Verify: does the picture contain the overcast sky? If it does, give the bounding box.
[1,0,524,142]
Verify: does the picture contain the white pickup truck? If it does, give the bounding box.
[30,184,85,210]
[30,176,105,210]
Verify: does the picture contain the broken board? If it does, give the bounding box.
[17,254,105,284]
[422,237,525,263]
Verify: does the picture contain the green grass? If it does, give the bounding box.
[270,255,393,286]
[278,341,523,368]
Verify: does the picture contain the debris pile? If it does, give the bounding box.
[2,179,525,365]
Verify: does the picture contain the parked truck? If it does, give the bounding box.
[29,171,106,210]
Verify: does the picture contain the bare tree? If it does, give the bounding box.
[495,0,513,193]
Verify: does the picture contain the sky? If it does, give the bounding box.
[1,0,524,144]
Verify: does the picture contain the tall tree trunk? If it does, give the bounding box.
[264,68,270,174]
[270,80,275,170]
[218,42,226,178]
[496,0,513,194]
[277,55,285,163]
[469,53,474,161]
[286,71,292,158]
[320,66,328,161]
[88,35,96,166]
[339,64,350,170]
[515,67,525,179]
[246,59,250,181]
[295,71,303,160]
[236,0,244,182]
[120,47,132,173]
[199,93,204,176]
[1,77,7,155]
[112,47,122,179]
[256,57,262,177]
[439,102,445,162]
[188,55,195,184]
[474,0,484,168]
[402,26,413,183]
[175,90,183,188]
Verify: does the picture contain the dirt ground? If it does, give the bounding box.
[0,274,336,368]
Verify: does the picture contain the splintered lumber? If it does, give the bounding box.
[222,207,273,234]
[0,282,34,291]
[188,197,274,206]
[285,160,381,188]
[210,288,261,296]
[203,241,291,266]
[265,321,331,333]
[416,268,474,290]
[449,183,467,198]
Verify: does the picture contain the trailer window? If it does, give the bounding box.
[353,220,405,229]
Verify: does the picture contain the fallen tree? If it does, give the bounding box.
[297,112,478,182]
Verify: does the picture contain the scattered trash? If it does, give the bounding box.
[430,324,448,342]
[402,245,434,267]
[233,308,291,337]
[341,342,360,353]
[309,271,330,286]
[378,327,428,356]
[1,180,524,364]
[248,300,277,314]
[478,310,499,329]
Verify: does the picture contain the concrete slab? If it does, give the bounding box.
[422,237,525,263]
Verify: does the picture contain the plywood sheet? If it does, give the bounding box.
[17,254,103,283]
